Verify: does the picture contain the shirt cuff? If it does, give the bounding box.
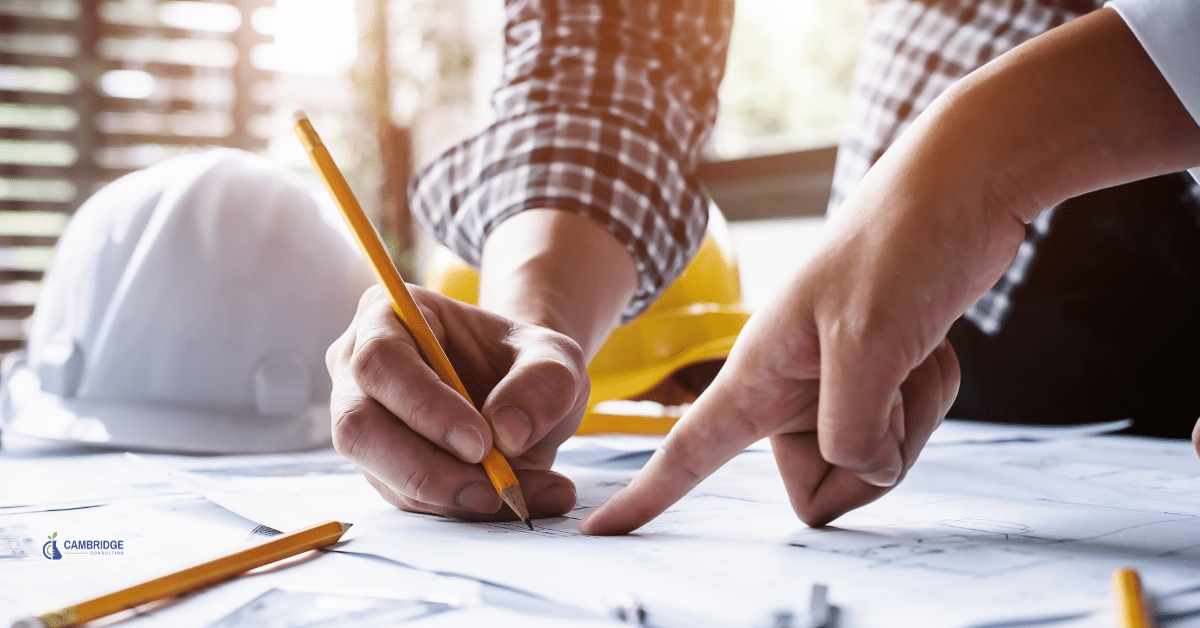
[1105,0,1200,181]
[410,109,710,322]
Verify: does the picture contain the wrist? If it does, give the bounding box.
[823,7,1200,338]
[930,8,1200,224]
[479,209,637,359]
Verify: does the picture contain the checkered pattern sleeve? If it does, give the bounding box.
[829,0,1101,335]
[410,0,733,321]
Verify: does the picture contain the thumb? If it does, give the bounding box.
[481,328,589,458]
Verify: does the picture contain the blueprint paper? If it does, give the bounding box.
[348,454,810,628]
[345,431,1200,628]
[0,449,185,514]
[0,494,268,625]
[135,423,1200,628]
[207,588,459,628]
[0,494,508,628]
[925,419,1132,445]
[406,606,631,627]
[130,449,392,532]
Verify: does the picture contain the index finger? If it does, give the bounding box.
[576,374,790,536]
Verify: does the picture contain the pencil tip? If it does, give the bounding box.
[525,518,534,531]
[292,110,308,123]
[340,522,353,533]
[499,484,532,524]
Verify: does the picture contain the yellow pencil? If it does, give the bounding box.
[292,112,532,528]
[12,520,350,628]
[1113,567,1157,628]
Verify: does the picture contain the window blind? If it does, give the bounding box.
[1,0,274,353]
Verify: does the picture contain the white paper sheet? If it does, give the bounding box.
[0,494,269,624]
[924,418,1132,445]
[0,490,606,628]
[112,550,490,628]
[343,428,1200,628]
[130,422,1200,628]
[129,449,391,532]
[0,450,185,514]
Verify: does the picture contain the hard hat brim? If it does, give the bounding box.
[587,305,750,408]
[1,359,332,454]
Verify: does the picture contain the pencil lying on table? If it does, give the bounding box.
[292,112,533,529]
[12,520,350,628]
[1113,567,1157,628]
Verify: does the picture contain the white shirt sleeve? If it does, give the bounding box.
[1106,0,1200,181]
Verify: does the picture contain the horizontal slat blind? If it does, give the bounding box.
[1,0,274,353]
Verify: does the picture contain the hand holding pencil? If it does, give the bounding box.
[300,113,587,523]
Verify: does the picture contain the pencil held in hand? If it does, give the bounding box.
[291,112,532,529]
[12,521,350,628]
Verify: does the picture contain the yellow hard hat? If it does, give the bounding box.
[424,206,751,435]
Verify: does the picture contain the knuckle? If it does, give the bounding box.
[523,334,588,402]
[325,341,338,374]
[397,386,434,430]
[365,467,435,514]
[935,341,962,394]
[330,394,371,463]
[657,438,707,490]
[325,330,350,375]
[729,406,769,440]
[827,309,924,375]
[530,356,579,398]
[394,495,432,515]
[551,333,586,369]
[348,332,393,391]
[675,457,706,488]
[398,466,436,503]
[359,284,385,309]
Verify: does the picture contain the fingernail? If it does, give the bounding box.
[457,481,501,513]
[861,467,900,487]
[577,491,621,535]
[860,454,902,488]
[446,426,486,462]
[577,511,599,535]
[491,406,532,452]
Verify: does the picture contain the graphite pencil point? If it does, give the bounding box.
[499,483,531,524]
[525,518,534,531]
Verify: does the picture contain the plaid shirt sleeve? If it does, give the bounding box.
[410,0,733,322]
[829,0,1101,335]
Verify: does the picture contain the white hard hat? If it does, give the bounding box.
[0,148,373,453]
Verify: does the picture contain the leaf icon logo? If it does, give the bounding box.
[43,533,62,560]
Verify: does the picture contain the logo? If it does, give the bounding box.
[40,531,126,559]
[43,532,62,560]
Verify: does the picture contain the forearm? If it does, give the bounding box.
[836,6,1200,322]
[479,209,636,360]
[930,7,1200,225]
[410,1,732,323]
